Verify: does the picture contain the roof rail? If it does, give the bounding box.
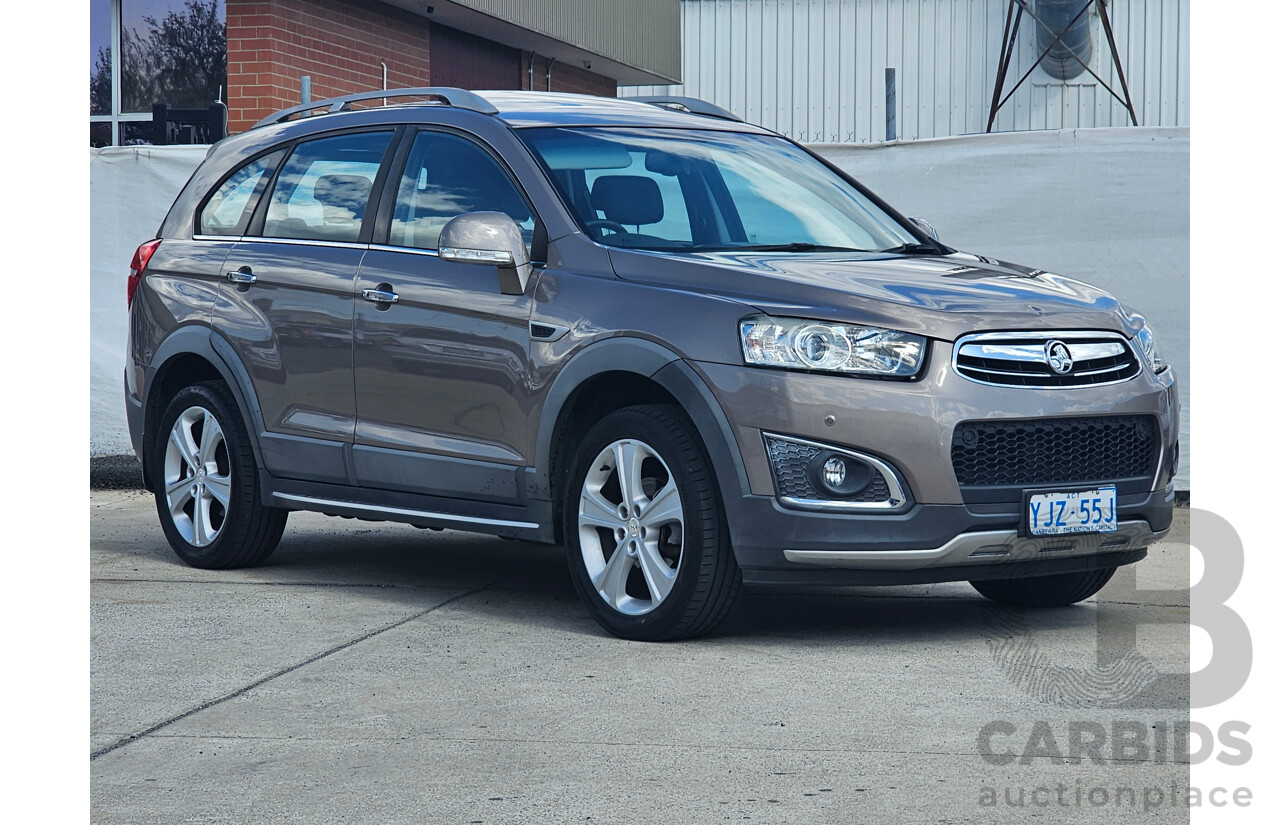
[629,96,742,123]
[252,87,498,129]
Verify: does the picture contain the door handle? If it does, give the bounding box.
[226,268,256,285]
[362,287,399,304]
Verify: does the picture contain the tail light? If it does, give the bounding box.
[128,238,162,308]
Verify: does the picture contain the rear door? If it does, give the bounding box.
[351,128,540,503]
[216,129,396,484]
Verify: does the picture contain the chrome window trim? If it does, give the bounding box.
[192,235,371,251]
[368,243,440,257]
[762,432,909,512]
[272,492,538,529]
[952,330,1139,389]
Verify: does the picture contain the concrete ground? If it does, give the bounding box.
[91,490,1190,824]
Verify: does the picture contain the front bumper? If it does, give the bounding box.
[783,517,1166,569]
[723,485,1173,586]
[692,342,1179,585]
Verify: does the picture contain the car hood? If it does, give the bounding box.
[606,248,1138,341]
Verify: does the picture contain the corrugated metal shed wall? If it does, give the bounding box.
[621,0,1189,142]
[454,0,683,82]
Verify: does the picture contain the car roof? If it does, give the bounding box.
[250,88,774,137]
[476,90,772,133]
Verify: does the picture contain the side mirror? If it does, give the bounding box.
[438,211,533,296]
[909,217,939,241]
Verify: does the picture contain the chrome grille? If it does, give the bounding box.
[953,331,1140,388]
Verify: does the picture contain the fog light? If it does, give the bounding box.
[822,457,847,487]
[808,451,874,497]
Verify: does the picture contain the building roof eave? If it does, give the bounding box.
[381,0,682,86]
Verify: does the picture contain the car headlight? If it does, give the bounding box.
[739,315,926,377]
[1130,314,1167,374]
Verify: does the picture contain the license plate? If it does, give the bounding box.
[1028,487,1118,536]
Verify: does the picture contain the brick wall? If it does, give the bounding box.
[227,0,432,134]
[227,0,618,134]
[522,54,617,97]
[430,25,521,90]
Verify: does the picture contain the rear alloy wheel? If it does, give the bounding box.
[565,405,741,641]
[153,381,286,569]
[970,566,1118,608]
[163,405,232,548]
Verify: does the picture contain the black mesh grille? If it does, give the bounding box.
[951,415,1158,488]
[764,436,892,503]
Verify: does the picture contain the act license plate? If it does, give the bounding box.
[1028,487,1118,536]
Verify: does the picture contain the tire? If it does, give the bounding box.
[563,404,742,641]
[151,380,287,569]
[969,566,1118,608]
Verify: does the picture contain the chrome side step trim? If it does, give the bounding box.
[783,520,1167,570]
[272,492,539,530]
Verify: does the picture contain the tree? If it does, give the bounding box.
[90,45,112,115]
[90,0,227,115]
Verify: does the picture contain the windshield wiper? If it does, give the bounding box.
[692,242,870,253]
[879,242,941,255]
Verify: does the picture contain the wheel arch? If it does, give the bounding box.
[530,338,751,546]
[141,326,268,492]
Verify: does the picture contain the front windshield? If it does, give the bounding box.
[518,127,919,253]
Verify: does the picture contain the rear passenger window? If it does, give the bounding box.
[389,131,536,251]
[263,131,393,243]
[198,150,283,236]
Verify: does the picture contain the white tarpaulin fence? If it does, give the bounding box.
[90,145,207,454]
[89,127,1189,488]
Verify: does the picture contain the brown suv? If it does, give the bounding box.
[125,88,1179,640]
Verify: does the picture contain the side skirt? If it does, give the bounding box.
[261,474,555,543]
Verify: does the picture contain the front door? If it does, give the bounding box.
[352,130,540,503]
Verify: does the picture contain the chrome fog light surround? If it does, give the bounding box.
[763,433,910,512]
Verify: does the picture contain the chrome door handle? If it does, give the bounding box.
[226,269,256,284]
[362,288,399,304]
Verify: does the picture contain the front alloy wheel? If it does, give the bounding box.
[578,438,685,615]
[564,405,742,641]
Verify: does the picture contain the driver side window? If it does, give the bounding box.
[389,132,536,252]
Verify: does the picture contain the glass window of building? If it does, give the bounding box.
[90,0,227,147]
